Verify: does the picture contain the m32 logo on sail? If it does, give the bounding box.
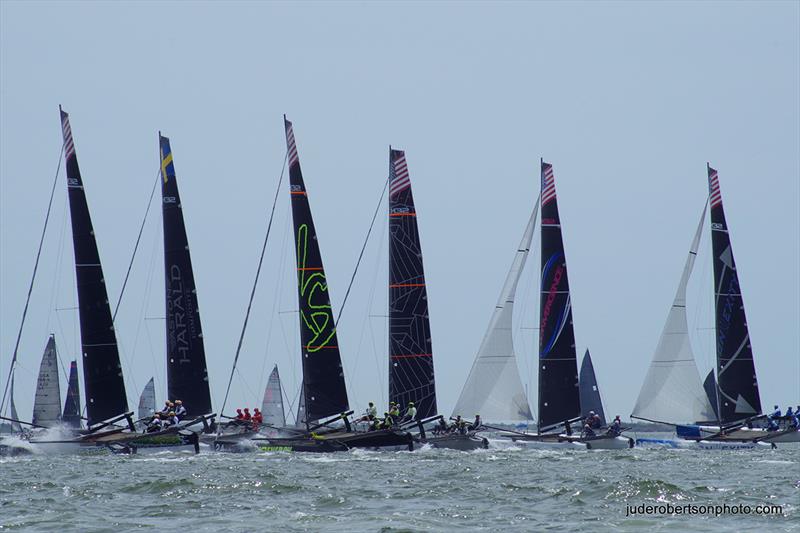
[391,206,410,214]
[164,196,176,204]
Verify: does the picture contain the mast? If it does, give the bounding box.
[578,349,606,426]
[537,160,580,431]
[707,164,761,423]
[631,203,715,424]
[388,148,437,419]
[62,360,81,428]
[262,365,286,428]
[284,117,349,423]
[60,108,128,425]
[160,134,212,415]
[452,199,538,421]
[32,335,62,426]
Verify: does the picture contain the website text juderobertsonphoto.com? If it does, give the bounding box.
[625,503,783,517]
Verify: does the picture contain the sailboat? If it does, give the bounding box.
[137,377,156,428]
[61,361,82,428]
[260,118,414,452]
[579,350,606,426]
[502,161,631,450]
[262,365,286,428]
[31,111,200,454]
[633,165,797,448]
[32,335,62,427]
[385,148,486,450]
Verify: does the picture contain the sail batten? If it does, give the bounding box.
[32,335,62,426]
[285,118,349,422]
[538,161,580,430]
[160,135,212,415]
[388,149,436,419]
[632,204,716,424]
[707,166,761,423]
[452,200,538,421]
[61,109,128,425]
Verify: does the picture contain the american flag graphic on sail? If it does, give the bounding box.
[61,112,76,160]
[285,119,300,168]
[541,162,557,206]
[708,166,722,208]
[389,151,411,198]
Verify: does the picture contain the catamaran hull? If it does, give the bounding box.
[259,429,414,452]
[502,433,632,450]
[635,438,773,450]
[418,433,489,451]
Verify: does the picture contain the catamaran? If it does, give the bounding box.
[30,112,202,454]
[499,161,632,450]
[383,148,487,450]
[633,165,797,448]
[257,118,414,452]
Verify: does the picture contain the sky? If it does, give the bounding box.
[1,1,798,423]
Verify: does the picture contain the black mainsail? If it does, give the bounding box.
[388,148,437,419]
[284,118,349,423]
[62,360,81,428]
[61,109,128,425]
[159,135,212,415]
[707,165,761,423]
[538,161,580,431]
[578,349,606,426]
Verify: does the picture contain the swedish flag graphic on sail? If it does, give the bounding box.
[159,134,175,183]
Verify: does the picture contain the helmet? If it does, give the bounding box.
[369,402,374,406]
[237,408,242,413]
[408,402,414,406]
[589,411,595,415]
[254,408,260,413]
[168,411,175,416]
[175,400,182,404]
[244,407,250,411]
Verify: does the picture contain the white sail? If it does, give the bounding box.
[32,335,62,427]
[632,204,716,424]
[451,199,538,422]
[9,375,22,432]
[261,365,286,428]
[137,377,156,421]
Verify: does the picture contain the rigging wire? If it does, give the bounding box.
[218,152,288,421]
[0,145,64,416]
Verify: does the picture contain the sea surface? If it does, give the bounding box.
[1,433,798,532]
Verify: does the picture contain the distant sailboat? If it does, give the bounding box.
[61,361,82,428]
[32,335,62,427]
[452,200,537,423]
[137,377,156,422]
[262,365,286,428]
[578,350,606,426]
[9,376,22,433]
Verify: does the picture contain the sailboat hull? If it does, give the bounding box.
[635,438,773,450]
[417,433,489,451]
[259,429,414,452]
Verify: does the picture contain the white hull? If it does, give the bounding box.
[635,438,773,450]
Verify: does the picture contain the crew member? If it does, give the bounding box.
[243,408,252,421]
[252,408,263,429]
[381,412,394,429]
[606,415,622,436]
[389,403,400,418]
[235,408,244,420]
[469,414,482,431]
[174,400,187,420]
[404,402,417,423]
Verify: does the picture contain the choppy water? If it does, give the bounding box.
[1,434,798,532]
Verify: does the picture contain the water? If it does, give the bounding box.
[1,435,798,532]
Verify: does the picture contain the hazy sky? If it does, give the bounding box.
[1,1,798,423]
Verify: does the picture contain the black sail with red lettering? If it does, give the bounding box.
[707,165,761,423]
[388,148,437,419]
[60,108,128,425]
[284,118,349,423]
[538,161,580,431]
[160,135,212,415]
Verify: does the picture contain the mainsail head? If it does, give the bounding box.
[159,135,212,415]
[707,165,761,423]
[60,108,128,425]
[451,199,538,422]
[538,161,580,430]
[32,335,62,427]
[284,118,349,422]
[388,148,437,419]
